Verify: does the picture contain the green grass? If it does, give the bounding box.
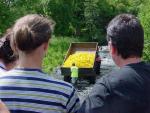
[42,36,80,74]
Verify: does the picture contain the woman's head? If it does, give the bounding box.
[12,14,55,53]
[0,30,17,66]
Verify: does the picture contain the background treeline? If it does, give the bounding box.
[0,0,146,43]
[0,0,150,72]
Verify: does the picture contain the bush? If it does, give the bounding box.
[138,0,150,62]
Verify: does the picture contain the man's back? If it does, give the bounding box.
[71,66,78,78]
[0,68,80,113]
[78,62,150,113]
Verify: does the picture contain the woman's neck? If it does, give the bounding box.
[17,51,43,69]
[16,43,47,69]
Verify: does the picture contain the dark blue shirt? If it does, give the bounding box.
[78,62,150,113]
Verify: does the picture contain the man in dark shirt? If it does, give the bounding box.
[78,14,150,113]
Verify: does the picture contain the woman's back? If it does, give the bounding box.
[0,14,80,113]
[0,68,79,113]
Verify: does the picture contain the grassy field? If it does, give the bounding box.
[42,36,80,74]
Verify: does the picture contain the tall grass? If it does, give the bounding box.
[42,36,79,74]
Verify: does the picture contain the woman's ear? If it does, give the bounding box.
[10,38,19,56]
[43,42,49,52]
[43,39,50,52]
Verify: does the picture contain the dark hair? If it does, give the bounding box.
[72,63,75,66]
[106,14,144,59]
[12,14,55,53]
[0,32,17,64]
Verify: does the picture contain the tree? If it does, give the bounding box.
[138,0,150,61]
[0,1,12,35]
[71,0,86,36]
[0,0,41,35]
[84,0,115,44]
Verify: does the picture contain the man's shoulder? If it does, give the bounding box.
[106,63,145,79]
[98,63,150,90]
[107,66,139,81]
[72,66,78,68]
[128,61,150,71]
[96,66,137,89]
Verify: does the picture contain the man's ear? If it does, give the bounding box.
[111,44,117,55]
[109,42,117,55]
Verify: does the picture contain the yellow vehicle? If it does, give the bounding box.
[61,42,101,84]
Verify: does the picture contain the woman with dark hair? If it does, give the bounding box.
[0,14,80,113]
[0,30,18,72]
[0,29,17,113]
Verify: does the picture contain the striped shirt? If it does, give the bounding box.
[0,68,80,113]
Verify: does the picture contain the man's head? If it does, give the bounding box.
[106,14,144,61]
[72,63,75,66]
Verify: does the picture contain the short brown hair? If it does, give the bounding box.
[12,14,55,53]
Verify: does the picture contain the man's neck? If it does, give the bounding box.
[118,57,142,68]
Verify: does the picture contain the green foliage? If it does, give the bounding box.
[138,0,150,61]
[42,36,79,73]
[0,0,40,35]
[0,0,140,38]
[0,1,12,35]
[71,0,86,36]
[108,0,143,14]
[84,0,114,44]
[0,0,143,35]
[0,0,150,62]
[45,0,75,35]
